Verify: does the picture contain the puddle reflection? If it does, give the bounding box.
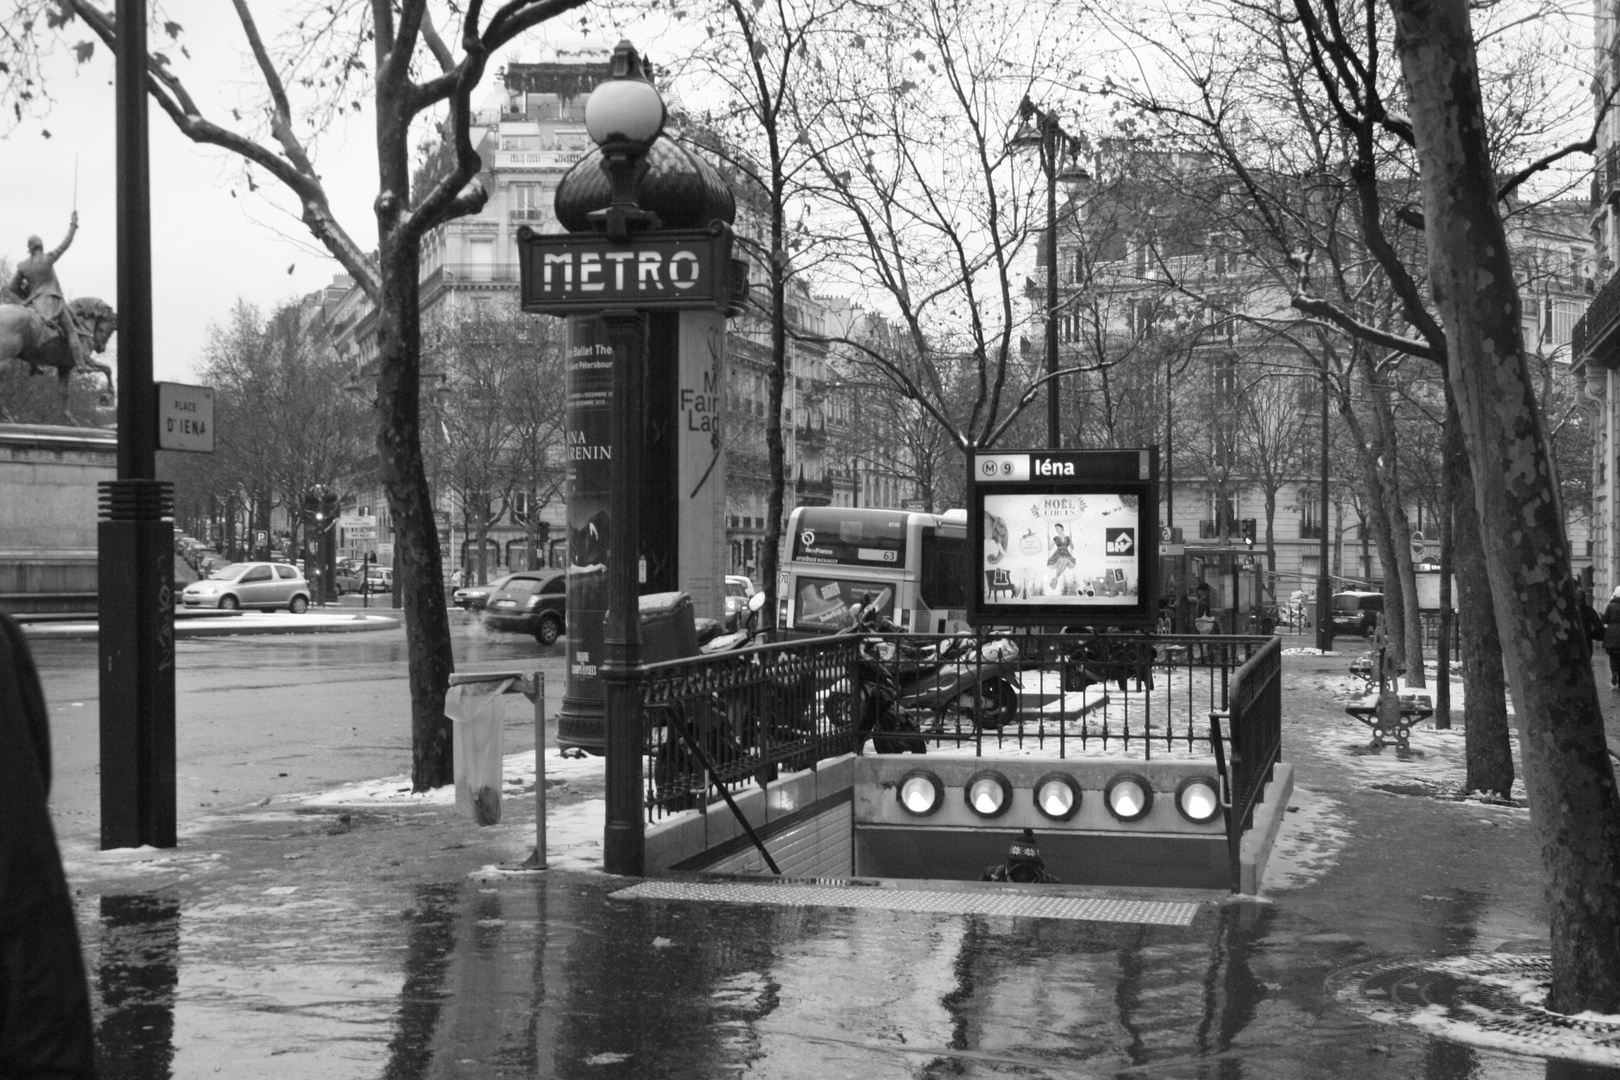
[83,876,1609,1079]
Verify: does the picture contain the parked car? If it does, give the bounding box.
[723,574,755,629]
[366,567,394,593]
[180,561,312,612]
[1330,591,1384,638]
[334,560,370,595]
[453,574,512,612]
[481,570,567,645]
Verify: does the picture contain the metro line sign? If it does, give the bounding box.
[517,224,746,315]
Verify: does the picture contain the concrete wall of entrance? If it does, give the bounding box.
[644,752,1293,892]
[0,423,116,614]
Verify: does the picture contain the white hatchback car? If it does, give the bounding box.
[180,561,312,612]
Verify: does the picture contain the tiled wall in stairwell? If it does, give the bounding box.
[701,801,854,878]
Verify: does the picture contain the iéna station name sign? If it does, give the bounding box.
[517,224,747,315]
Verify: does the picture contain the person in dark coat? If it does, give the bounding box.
[1602,587,1620,688]
[1581,588,1605,661]
[0,609,98,1078]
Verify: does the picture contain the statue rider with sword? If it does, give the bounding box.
[9,213,82,374]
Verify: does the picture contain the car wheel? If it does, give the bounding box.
[536,614,563,646]
[334,583,345,597]
[289,596,309,614]
[219,595,239,610]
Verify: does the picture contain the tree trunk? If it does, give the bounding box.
[1361,359,1427,689]
[1390,0,1620,1011]
[1447,392,1513,795]
[374,235,455,792]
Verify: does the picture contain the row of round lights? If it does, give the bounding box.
[897,769,1223,824]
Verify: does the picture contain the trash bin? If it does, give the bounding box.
[639,591,699,664]
[445,675,515,825]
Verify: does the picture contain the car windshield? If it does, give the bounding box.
[205,564,241,580]
[726,581,748,598]
[1332,594,1371,613]
[501,577,552,595]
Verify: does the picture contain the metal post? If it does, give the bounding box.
[1044,123,1061,450]
[531,671,546,868]
[602,309,647,877]
[100,0,175,849]
[1316,367,1333,652]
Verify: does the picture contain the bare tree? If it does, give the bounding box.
[2,0,590,788]
[795,0,1087,459]
[1391,0,1620,1014]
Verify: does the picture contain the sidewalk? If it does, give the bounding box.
[49,637,1620,1078]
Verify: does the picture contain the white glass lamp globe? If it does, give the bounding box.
[585,77,666,148]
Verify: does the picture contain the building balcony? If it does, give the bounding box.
[1574,267,1620,367]
[491,148,589,171]
[1602,145,1620,208]
[421,262,522,289]
[796,477,834,504]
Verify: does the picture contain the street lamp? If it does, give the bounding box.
[1014,97,1089,449]
[586,40,665,875]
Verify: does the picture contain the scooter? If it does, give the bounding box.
[891,633,1024,732]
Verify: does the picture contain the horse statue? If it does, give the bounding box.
[0,296,117,393]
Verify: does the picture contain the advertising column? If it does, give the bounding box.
[557,316,614,753]
[677,309,728,622]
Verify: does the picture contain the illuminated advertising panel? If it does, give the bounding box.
[968,448,1159,627]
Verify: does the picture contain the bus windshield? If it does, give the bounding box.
[791,574,897,631]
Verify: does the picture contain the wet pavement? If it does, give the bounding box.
[47,634,1620,1078]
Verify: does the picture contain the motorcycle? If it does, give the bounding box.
[892,633,1023,732]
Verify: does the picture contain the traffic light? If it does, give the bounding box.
[1241,518,1256,547]
[321,488,340,527]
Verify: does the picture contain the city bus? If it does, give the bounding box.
[779,506,971,636]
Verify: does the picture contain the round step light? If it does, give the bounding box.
[897,770,944,816]
[964,770,1013,818]
[1033,773,1082,821]
[1104,773,1154,822]
[1175,775,1222,823]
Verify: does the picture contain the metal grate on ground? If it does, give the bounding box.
[611,880,1202,925]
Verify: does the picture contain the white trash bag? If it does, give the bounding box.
[445,677,514,825]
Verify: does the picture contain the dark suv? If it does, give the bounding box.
[1330,591,1384,638]
[481,570,568,645]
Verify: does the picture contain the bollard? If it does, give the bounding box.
[447,669,546,868]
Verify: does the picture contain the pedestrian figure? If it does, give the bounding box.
[1603,587,1620,689]
[451,567,465,590]
[0,609,98,1078]
[1580,587,1604,661]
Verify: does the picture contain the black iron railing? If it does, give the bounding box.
[1573,259,1620,359]
[640,628,1273,824]
[1209,636,1282,891]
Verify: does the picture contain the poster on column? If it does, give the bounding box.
[557,315,614,752]
[677,309,727,622]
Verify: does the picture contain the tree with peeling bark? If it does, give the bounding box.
[1390,0,1620,1015]
[1,0,589,790]
[1087,0,1602,796]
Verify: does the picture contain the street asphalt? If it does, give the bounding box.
[33,625,1620,1078]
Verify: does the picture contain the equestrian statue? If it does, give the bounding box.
[1,214,117,394]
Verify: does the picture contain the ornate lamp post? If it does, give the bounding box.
[521,41,745,876]
[1014,98,1089,449]
[584,42,665,875]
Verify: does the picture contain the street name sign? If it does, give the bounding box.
[156,382,215,453]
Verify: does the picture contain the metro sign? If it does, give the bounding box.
[518,225,746,315]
